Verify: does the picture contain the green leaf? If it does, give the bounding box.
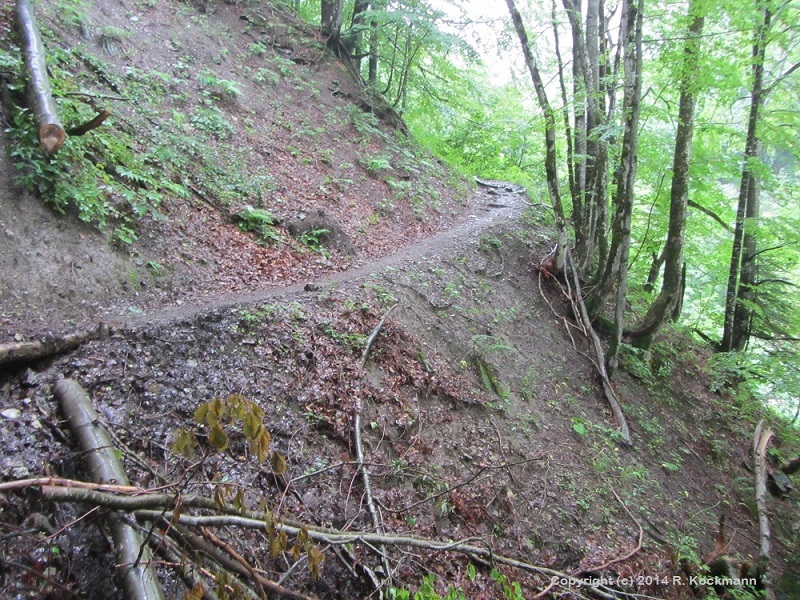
[270,450,287,475]
[307,545,325,580]
[208,422,229,452]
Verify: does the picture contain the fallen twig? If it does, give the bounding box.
[0,476,144,494]
[575,488,643,574]
[359,303,399,370]
[133,511,621,599]
[148,531,221,600]
[201,527,267,600]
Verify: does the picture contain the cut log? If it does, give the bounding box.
[15,0,66,155]
[0,323,108,368]
[53,379,164,600]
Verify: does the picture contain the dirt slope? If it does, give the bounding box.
[0,1,798,599]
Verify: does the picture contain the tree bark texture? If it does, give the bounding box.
[53,379,165,600]
[321,0,343,41]
[606,0,643,374]
[582,0,642,374]
[627,0,705,347]
[731,151,761,350]
[15,0,66,155]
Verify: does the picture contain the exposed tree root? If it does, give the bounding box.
[565,252,633,446]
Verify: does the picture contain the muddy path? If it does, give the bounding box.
[112,181,529,331]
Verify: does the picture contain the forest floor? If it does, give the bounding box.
[1,1,799,599]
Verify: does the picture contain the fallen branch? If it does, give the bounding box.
[54,378,164,600]
[0,323,108,367]
[14,0,65,154]
[566,251,632,446]
[355,303,398,590]
[359,303,399,370]
[575,487,642,574]
[753,420,775,600]
[36,485,619,598]
[136,511,621,599]
[0,476,144,494]
[148,531,221,600]
[66,108,111,136]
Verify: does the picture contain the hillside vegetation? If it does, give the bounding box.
[0,1,798,599]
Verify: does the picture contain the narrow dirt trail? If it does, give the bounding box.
[114,182,529,330]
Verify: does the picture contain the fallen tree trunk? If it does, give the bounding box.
[753,420,775,600]
[53,378,164,600]
[0,323,108,367]
[15,0,66,155]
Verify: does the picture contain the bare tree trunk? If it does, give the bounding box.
[722,1,771,352]
[321,0,343,41]
[505,0,569,273]
[15,0,65,155]
[367,1,382,87]
[627,0,705,348]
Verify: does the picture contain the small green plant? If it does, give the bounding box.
[362,154,393,174]
[480,235,502,251]
[190,104,234,138]
[571,417,588,436]
[253,67,281,86]
[248,41,268,56]
[491,569,525,600]
[233,207,283,244]
[298,228,330,253]
[197,69,242,101]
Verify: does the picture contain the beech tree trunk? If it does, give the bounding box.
[351,0,370,71]
[722,1,771,352]
[15,0,65,155]
[321,0,343,42]
[627,0,705,348]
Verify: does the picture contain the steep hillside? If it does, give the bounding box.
[0,0,471,336]
[0,1,798,599]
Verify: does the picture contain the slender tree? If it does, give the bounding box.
[722,0,772,352]
[627,0,707,349]
[505,0,569,272]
